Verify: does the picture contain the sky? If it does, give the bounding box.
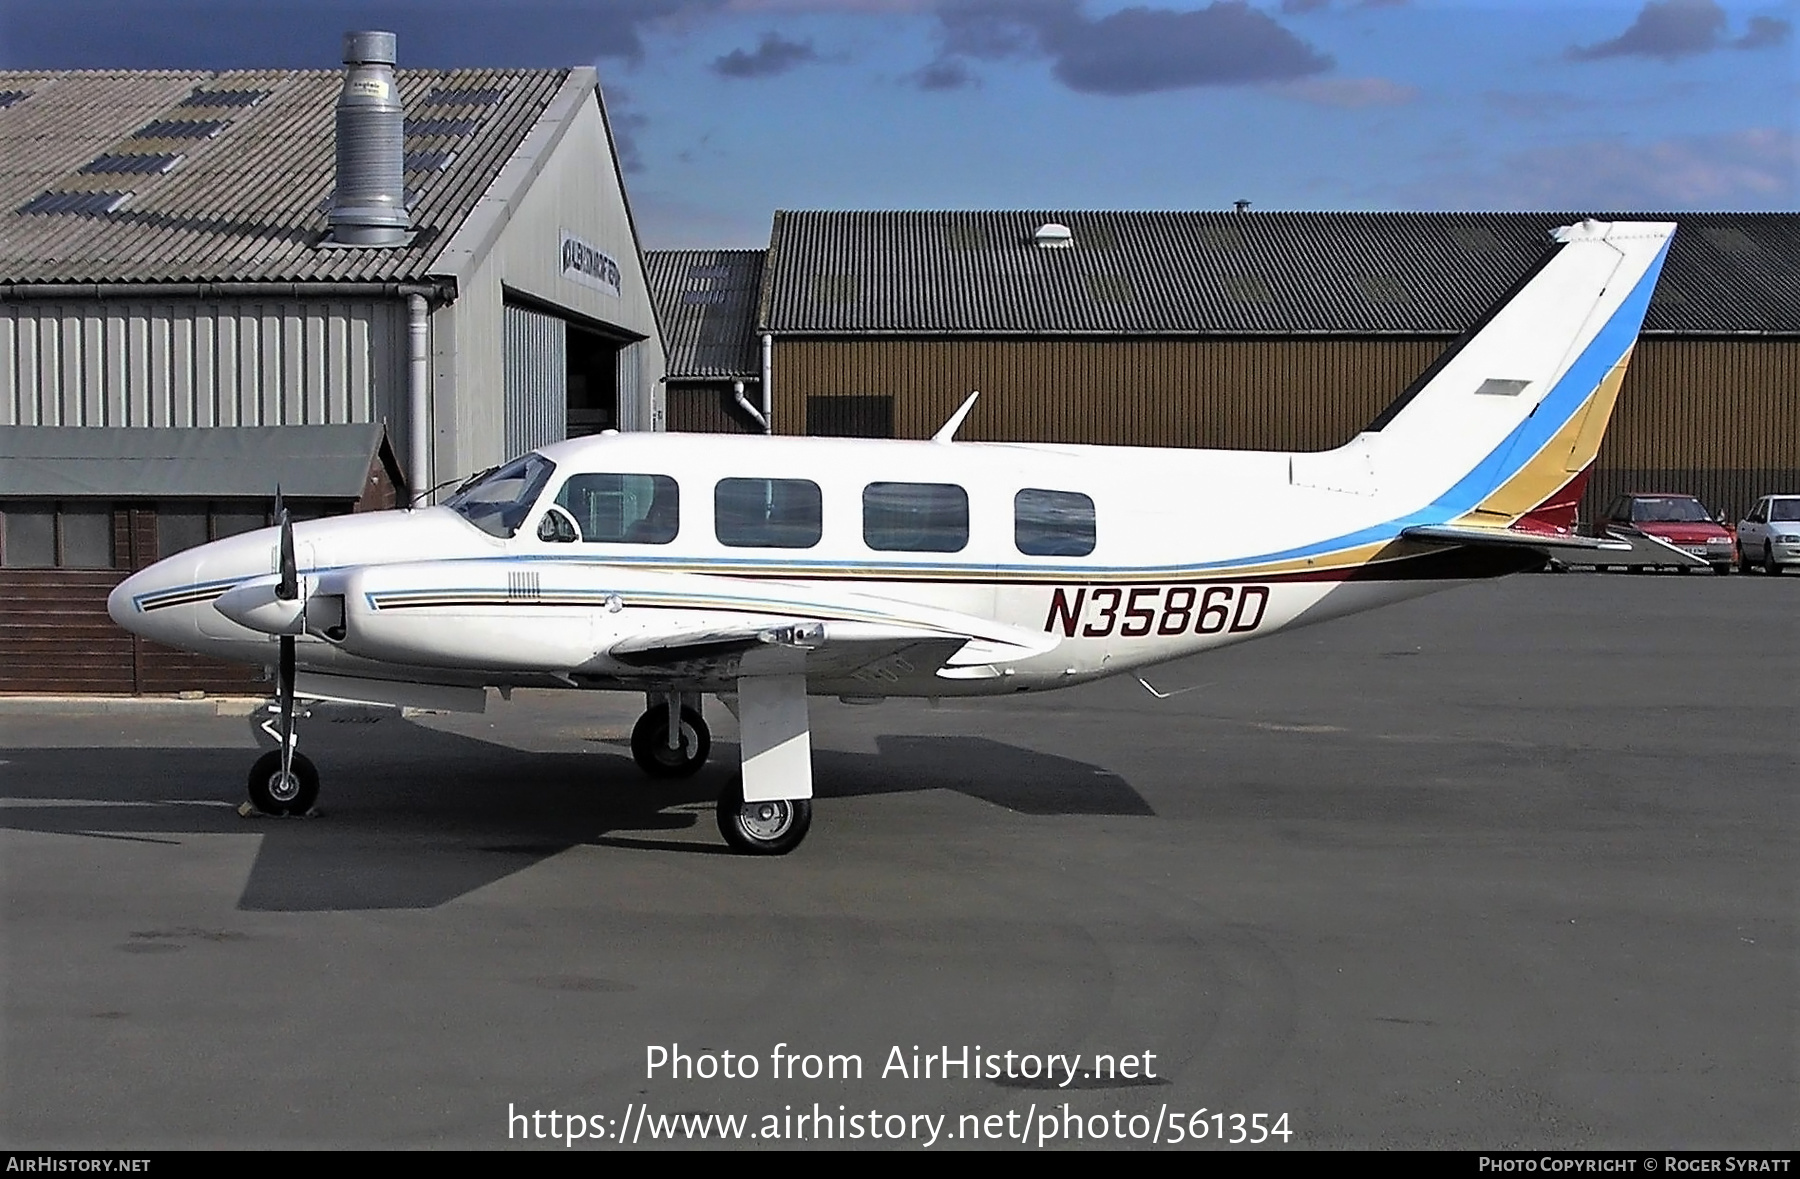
[1,0,1793,247]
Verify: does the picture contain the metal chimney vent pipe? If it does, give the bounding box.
[328,31,408,246]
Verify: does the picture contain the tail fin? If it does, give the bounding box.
[1368,219,1675,534]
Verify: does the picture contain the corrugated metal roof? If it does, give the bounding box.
[0,68,570,285]
[0,423,386,498]
[646,248,766,378]
[760,210,1800,336]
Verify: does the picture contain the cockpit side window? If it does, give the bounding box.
[556,474,679,544]
[443,454,557,539]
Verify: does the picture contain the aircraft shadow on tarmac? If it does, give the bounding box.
[0,721,1148,912]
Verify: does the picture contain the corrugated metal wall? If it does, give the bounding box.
[0,298,408,429]
[773,337,1444,450]
[667,382,760,434]
[1589,339,1800,520]
[773,336,1800,521]
[502,301,567,455]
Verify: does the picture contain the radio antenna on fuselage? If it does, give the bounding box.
[931,390,981,444]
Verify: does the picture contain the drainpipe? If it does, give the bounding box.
[407,292,431,502]
[759,332,774,434]
[732,379,769,434]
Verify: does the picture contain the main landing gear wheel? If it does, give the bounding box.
[630,704,710,778]
[716,778,811,856]
[247,749,319,816]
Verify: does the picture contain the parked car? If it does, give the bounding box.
[1592,492,1736,574]
[1734,494,1800,575]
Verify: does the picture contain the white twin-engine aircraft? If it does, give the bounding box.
[110,220,1673,854]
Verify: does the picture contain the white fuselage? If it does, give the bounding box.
[109,431,1484,700]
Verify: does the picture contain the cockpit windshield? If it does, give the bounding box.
[443,453,557,538]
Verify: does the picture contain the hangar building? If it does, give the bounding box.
[650,210,1798,521]
[0,35,665,693]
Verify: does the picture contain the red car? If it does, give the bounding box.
[1593,492,1736,574]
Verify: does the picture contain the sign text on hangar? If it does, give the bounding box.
[560,230,621,298]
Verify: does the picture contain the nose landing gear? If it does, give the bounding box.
[244,496,319,817]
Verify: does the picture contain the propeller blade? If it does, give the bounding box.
[276,502,298,602]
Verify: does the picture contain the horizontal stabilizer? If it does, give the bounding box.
[1402,524,1630,553]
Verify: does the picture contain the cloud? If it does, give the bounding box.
[1566,0,1789,62]
[724,0,933,9]
[1734,14,1791,50]
[0,0,731,69]
[711,31,821,76]
[907,57,980,89]
[1281,0,1408,11]
[1483,90,1594,121]
[603,85,651,174]
[1406,128,1798,209]
[929,0,1332,95]
[1271,75,1416,107]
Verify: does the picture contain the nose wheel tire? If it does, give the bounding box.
[716,778,811,855]
[247,750,319,816]
[630,705,710,778]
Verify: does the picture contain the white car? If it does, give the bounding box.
[1735,495,1800,575]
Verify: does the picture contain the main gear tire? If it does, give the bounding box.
[716,777,811,856]
[630,705,710,779]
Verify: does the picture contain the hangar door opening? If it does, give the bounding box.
[503,302,632,457]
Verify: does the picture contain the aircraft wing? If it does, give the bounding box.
[1401,524,1631,553]
[609,615,1051,682]
[610,619,967,679]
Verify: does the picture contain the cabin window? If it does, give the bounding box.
[556,473,679,544]
[714,478,822,549]
[0,503,114,568]
[862,482,968,553]
[1014,489,1096,557]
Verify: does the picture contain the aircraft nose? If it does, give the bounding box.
[108,567,152,634]
[107,553,204,641]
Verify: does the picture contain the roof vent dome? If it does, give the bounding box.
[1033,222,1073,249]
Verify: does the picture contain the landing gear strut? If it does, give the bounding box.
[631,691,710,778]
[246,495,319,816]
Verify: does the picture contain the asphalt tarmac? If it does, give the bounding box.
[1,572,1794,1150]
